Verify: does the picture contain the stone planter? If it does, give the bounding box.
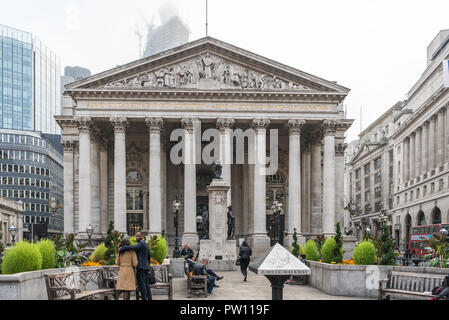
[0,266,102,300]
[308,261,449,298]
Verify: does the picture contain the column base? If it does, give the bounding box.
[182,232,199,251]
[247,234,271,258]
[284,233,306,248]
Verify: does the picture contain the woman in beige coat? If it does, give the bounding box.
[115,239,138,300]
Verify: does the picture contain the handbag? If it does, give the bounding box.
[235,258,241,266]
[148,266,156,285]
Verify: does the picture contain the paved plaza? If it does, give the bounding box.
[153,270,372,300]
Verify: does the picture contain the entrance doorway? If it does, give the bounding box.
[126,187,144,236]
[265,172,286,246]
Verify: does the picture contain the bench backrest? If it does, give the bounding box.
[387,271,445,293]
[154,265,170,283]
[45,269,105,299]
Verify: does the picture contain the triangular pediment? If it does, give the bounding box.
[66,37,349,95]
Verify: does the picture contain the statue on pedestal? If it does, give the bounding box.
[227,206,235,240]
[214,160,222,180]
[201,208,209,240]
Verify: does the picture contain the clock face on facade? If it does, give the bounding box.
[49,198,57,210]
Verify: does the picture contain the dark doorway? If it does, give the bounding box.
[127,213,143,236]
[267,214,285,246]
[432,207,442,224]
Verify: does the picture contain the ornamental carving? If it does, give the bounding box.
[110,117,128,134]
[145,117,165,134]
[321,120,337,136]
[62,140,76,153]
[212,192,226,205]
[181,118,198,133]
[216,118,235,133]
[287,119,306,135]
[103,52,310,91]
[76,117,93,134]
[251,118,271,131]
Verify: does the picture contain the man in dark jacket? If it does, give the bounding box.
[119,231,152,300]
[193,259,216,294]
[181,244,194,260]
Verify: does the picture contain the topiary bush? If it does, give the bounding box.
[333,223,344,264]
[321,237,338,263]
[89,243,107,263]
[2,241,43,274]
[148,234,168,264]
[290,228,301,258]
[304,239,320,261]
[37,239,56,269]
[353,240,376,265]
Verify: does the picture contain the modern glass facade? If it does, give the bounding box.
[0,129,64,239]
[0,25,60,134]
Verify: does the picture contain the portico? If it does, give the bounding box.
[56,37,352,254]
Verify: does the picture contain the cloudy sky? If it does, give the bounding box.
[1,0,448,141]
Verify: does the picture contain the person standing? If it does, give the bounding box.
[181,244,194,260]
[239,241,252,281]
[115,239,138,300]
[119,231,152,300]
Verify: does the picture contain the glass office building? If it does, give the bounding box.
[0,25,61,134]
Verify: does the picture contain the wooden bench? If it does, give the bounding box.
[184,260,208,298]
[45,268,117,300]
[378,271,445,300]
[136,265,173,300]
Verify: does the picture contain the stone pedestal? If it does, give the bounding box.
[342,235,357,260]
[198,178,237,271]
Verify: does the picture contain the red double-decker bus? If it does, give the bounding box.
[408,223,449,257]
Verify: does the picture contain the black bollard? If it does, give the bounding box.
[265,275,291,300]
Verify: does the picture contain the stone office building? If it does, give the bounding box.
[56,37,352,255]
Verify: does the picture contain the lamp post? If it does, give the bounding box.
[365,226,372,239]
[172,195,181,258]
[440,228,448,238]
[271,200,283,245]
[8,224,17,245]
[86,224,93,247]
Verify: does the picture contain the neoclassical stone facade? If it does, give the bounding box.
[56,37,352,255]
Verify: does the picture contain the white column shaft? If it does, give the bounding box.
[78,132,91,233]
[288,132,301,235]
[253,128,267,235]
[323,134,336,235]
[149,131,162,234]
[63,144,74,233]
[114,131,127,233]
[91,138,101,234]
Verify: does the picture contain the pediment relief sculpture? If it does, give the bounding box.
[104,52,311,91]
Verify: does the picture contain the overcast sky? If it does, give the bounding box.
[1,0,448,141]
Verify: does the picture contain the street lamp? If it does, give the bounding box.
[365,226,372,238]
[271,200,283,244]
[172,195,182,258]
[440,228,448,238]
[86,224,93,247]
[8,224,17,245]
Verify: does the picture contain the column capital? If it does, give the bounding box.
[216,118,235,133]
[62,140,76,153]
[251,118,270,131]
[439,106,447,113]
[110,117,128,134]
[431,114,438,120]
[321,119,337,136]
[181,118,198,133]
[417,126,423,132]
[287,119,306,135]
[145,117,165,134]
[76,117,93,134]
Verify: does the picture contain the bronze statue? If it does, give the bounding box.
[214,160,222,179]
[201,208,209,240]
[227,206,235,240]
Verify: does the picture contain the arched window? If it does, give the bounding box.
[417,211,426,226]
[127,170,142,184]
[432,208,441,224]
[266,172,284,184]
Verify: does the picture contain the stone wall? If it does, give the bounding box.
[308,261,448,298]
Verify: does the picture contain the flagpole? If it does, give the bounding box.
[206,0,209,37]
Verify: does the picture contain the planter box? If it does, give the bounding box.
[308,261,449,298]
[0,266,102,300]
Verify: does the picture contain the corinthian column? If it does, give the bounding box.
[429,115,437,171]
[110,117,128,233]
[62,140,76,234]
[250,118,271,254]
[286,119,305,246]
[409,132,416,180]
[181,118,199,248]
[76,117,93,235]
[90,130,101,236]
[217,118,235,207]
[403,137,410,183]
[322,120,336,236]
[422,121,429,174]
[415,127,422,178]
[146,117,164,236]
[437,108,445,168]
